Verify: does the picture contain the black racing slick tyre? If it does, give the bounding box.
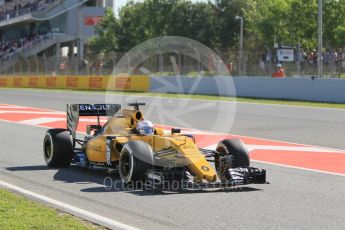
[119,141,154,183]
[43,129,74,167]
[216,139,250,168]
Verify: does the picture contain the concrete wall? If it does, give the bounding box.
[150,76,345,103]
[150,76,236,96]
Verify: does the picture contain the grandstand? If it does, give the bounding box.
[0,0,114,74]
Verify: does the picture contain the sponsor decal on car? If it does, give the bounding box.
[106,138,112,166]
[201,166,210,171]
[88,145,102,153]
[79,104,112,111]
[183,145,195,150]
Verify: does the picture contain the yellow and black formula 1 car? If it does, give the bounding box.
[43,102,266,190]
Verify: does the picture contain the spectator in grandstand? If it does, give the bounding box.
[0,32,48,62]
[0,0,54,22]
[272,63,286,78]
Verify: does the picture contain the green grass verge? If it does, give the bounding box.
[0,189,103,230]
[1,87,345,109]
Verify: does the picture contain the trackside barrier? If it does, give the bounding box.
[2,75,345,103]
[149,76,345,103]
[0,75,150,92]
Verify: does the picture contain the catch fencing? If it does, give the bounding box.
[1,50,345,78]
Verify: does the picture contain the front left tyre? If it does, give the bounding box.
[43,129,74,167]
[119,141,154,183]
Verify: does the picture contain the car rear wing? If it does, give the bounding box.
[67,104,121,139]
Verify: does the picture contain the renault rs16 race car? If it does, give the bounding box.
[43,102,266,190]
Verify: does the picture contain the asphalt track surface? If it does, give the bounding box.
[0,89,345,229]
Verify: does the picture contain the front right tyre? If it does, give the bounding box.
[215,139,250,181]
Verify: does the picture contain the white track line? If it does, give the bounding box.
[246,144,345,153]
[0,106,28,109]
[204,144,345,154]
[19,117,108,125]
[80,118,108,122]
[0,180,140,230]
[20,117,66,125]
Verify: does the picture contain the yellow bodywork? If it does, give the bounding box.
[85,108,217,182]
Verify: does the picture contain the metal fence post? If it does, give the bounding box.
[297,43,301,77]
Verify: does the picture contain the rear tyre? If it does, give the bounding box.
[43,129,74,167]
[119,141,154,183]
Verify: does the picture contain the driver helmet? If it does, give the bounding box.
[136,120,154,135]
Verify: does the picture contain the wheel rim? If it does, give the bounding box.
[119,150,133,182]
[216,145,227,156]
[215,146,226,169]
[44,136,53,160]
[216,145,232,181]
